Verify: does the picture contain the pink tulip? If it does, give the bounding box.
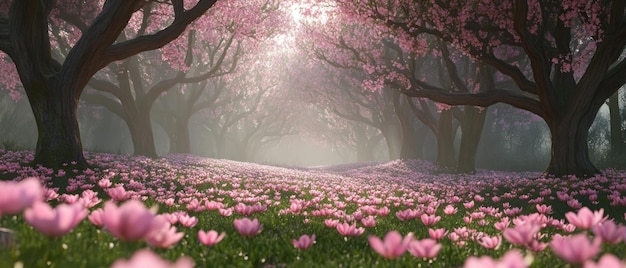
[536,204,553,214]
[360,216,376,227]
[0,177,44,215]
[550,234,601,265]
[407,238,441,259]
[88,208,104,226]
[324,218,339,228]
[443,205,457,215]
[565,207,606,230]
[463,249,528,268]
[477,235,501,249]
[420,214,441,226]
[110,249,194,268]
[591,220,625,244]
[177,214,198,227]
[584,254,626,268]
[106,186,130,201]
[145,216,184,249]
[503,223,540,246]
[428,228,448,240]
[198,230,226,246]
[292,234,316,250]
[101,200,158,241]
[24,201,87,237]
[233,218,263,237]
[367,231,413,259]
[336,222,365,237]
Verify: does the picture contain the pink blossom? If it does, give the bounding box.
[584,254,626,268]
[477,235,502,249]
[463,249,528,268]
[503,223,541,246]
[428,228,448,240]
[367,231,413,259]
[591,220,625,244]
[549,234,601,265]
[0,177,44,215]
[88,208,104,226]
[145,216,184,249]
[420,214,441,226]
[536,204,552,214]
[101,200,158,241]
[198,230,226,246]
[324,218,339,228]
[376,206,390,216]
[98,179,112,189]
[463,201,474,209]
[292,234,316,250]
[218,208,233,217]
[407,238,441,259]
[233,218,263,237]
[565,207,606,230]
[110,249,194,268]
[395,209,420,221]
[177,214,198,227]
[443,205,457,215]
[360,216,376,227]
[106,186,130,202]
[336,222,365,237]
[24,201,87,237]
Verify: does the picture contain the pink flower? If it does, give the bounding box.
[536,204,552,214]
[360,216,377,227]
[145,216,184,249]
[177,214,198,227]
[443,205,457,215]
[550,234,601,265]
[106,186,130,202]
[218,208,233,217]
[407,238,441,259]
[526,239,548,253]
[420,214,441,226]
[584,254,626,268]
[98,179,112,189]
[477,235,501,249]
[88,208,104,226]
[377,206,390,216]
[0,177,44,215]
[24,201,87,237]
[367,231,413,259]
[101,200,158,241]
[463,201,474,209]
[336,222,365,237]
[395,209,419,221]
[591,220,625,244]
[463,249,528,268]
[198,230,226,246]
[205,200,224,210]
[324,218,339,228]
[503,223,541,246]
[292,234,315,250]
[233,218,263,237]
[565,207,606,230]
[428,228,448,240]
[110,249,194,268]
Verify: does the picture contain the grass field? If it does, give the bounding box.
[0,149,625,267]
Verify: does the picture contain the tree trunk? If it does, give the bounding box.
[457,106,487,173]
[396,96,425,159]
[354,127,373,162]
[381,124,402,160]
[28,82,88,170]
[175,115,192,154]
[436,109,456,170]
[126,109,158,158]
[545,112,600,177]
[608,91,625,163]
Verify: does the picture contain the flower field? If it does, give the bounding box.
[0,149,625,267]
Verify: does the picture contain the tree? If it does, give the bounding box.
[341,0,626,176]
[0,0,219,170]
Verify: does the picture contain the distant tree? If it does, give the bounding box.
[0,0,219,170]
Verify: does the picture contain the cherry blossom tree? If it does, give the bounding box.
[0,0,220,169]
[341,0,626,176]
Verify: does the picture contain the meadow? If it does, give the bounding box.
[0,148,625,267]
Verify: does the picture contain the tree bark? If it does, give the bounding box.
[381,124,402,160]
[436,109,456,169]
[608,91,625,163]
[126,109,158,158]
[457,106,487,173]
[545,110,600,177]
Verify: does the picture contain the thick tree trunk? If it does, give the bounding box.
[354,127,374,162]
[175,116,192,154]
[28,82,88,170]
[126,109,158,158]
[396,97,425,159]
[381,124,402,160]
[436,109,456,169]
[545,112,600,177]
[608,92,625,163]
[457,106,487,173]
